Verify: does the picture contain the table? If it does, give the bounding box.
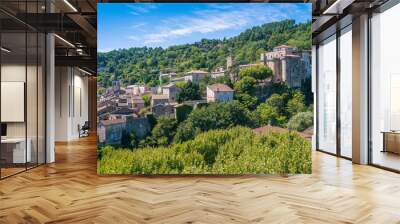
[381,131,400,154]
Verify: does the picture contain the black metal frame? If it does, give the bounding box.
[0,0,47,180]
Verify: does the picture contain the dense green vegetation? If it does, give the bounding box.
[287,111,313,132]
[239,65,273,80]
[174,101,257,143]
[98,20,311,88]
[126,90,311,149]
[254,90,312,127]
[176,81,201,103]
[97,127,311,174]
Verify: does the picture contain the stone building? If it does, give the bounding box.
[206,83,234,103]
[130,95,145,113]
[97,116,150,145]
[151,94,169,107]
[211,67,226,79]
[184,70,208,84]
[151,103,175,118]
[160,83,179,102]
[260,45,311,88]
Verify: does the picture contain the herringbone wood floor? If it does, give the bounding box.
[1,136,400,224]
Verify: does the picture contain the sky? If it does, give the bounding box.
[98,3,311,52]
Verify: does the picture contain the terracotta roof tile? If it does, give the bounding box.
[208,83,234,92]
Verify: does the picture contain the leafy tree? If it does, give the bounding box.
[120,130,137,148]
[174,101,256,143]
[266,93,289,116]
[142,94,151,107]
[266,82,291,98]
[286,91,306,117]
[287,111,313,131]
[235,93,258,110]
[234,76,256,94]
[176,81,201,103]
[173,121,201,144]
[255,103,287,126]
[175,104,193,123]
[148,118,178,146]
[239,65,273,80]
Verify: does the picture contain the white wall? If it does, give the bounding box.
[54,67,89,141]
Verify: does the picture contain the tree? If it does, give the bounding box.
[235,93,258,110]
[148,118,178,146]
[239,65,273,80]
[173,121,201,143]
[142,94,151,107]
[255,103,287,127]
[266,82,291,98]
[287,111,313,131]
[286,91,306,117]
[175,104,193,123]
[176,81,201,103]
[174,101,257,143]
[120,130,138,148]
[265,93,288,116]
[234,76,256,94]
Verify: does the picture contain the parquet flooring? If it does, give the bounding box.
[1,136,400,223]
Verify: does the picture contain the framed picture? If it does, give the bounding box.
[97,3,312,175]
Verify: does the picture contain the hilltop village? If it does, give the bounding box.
[97,45,311,145]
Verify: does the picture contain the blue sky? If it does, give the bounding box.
[98,3,311,52]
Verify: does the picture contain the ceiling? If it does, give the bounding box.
[310,0,390,41]
[0,0,97,74]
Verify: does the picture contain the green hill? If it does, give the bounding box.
[97,19,311,88]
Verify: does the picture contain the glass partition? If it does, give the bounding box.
[0,1,46,179]
[370,3,400,171]
[339,25,352,158]
[1,31,28,177]
[317,34,337,154]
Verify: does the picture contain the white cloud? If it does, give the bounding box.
[98,48,113,53]
[126,4,158,16]
[128,35,141,41]
[127,4,307,45]
[131,22,147,29]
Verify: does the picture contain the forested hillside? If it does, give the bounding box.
[98,19,311,88]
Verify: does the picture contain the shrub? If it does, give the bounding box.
[98,126,311,175]
[287,111,313,132]
[239,65,273,80]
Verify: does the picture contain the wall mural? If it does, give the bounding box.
[97,3,313,174]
